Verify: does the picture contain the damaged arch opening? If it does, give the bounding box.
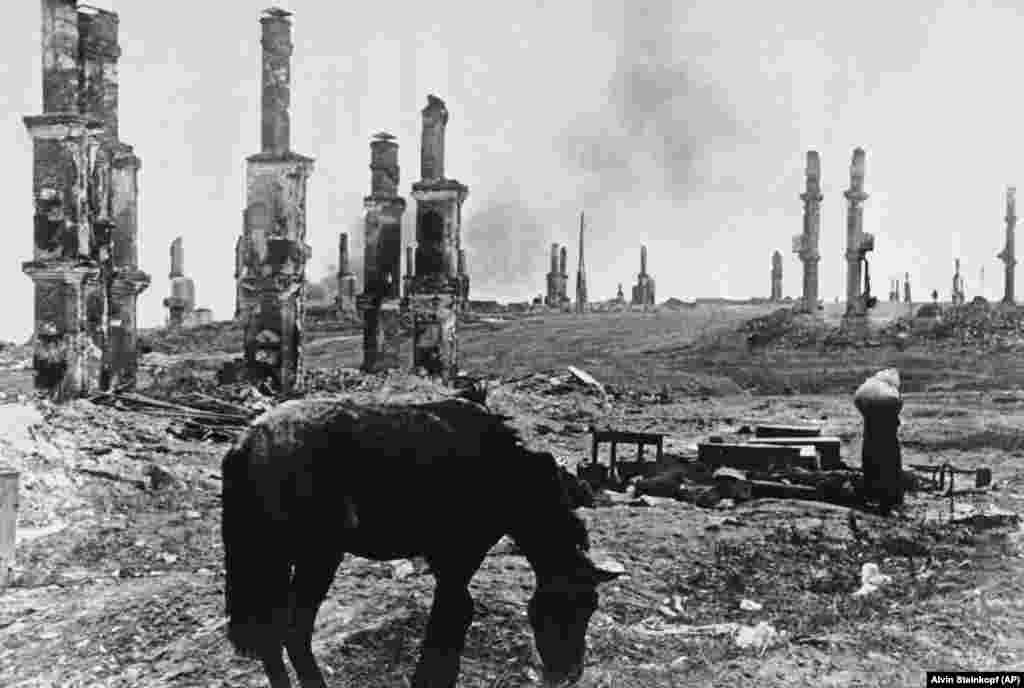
[418,210,445,275]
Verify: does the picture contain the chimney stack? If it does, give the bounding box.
[420,94,448,181]
[260,8,293,156]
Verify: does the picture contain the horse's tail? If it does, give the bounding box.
[222,435,292,659]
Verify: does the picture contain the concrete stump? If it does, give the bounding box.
[854,368,903,515]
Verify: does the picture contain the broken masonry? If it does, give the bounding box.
[408,95,470,380]
[793,150,822,313]
[358,132,406,372]
[234,7,314,393]
[23,1,150,399]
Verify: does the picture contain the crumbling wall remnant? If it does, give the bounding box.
[999,186,1017,305]
[359,132,406,372]
[631,245,656,307]
[234,8,313,394]
[24,1,149,399]
[409,95,469,380]
[793,150,822,313]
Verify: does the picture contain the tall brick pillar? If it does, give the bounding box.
[21,0,124,400]
[409,95,469,380]
[843,148,873,329]
[336,232,357,315]
[235,8,314,393]
[770,250,783,301]
[358,132,406,372]
[999,186,1017,305]
[793,151,822,314]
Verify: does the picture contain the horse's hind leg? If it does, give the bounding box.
[260,647,291,688]
[286,553,342,688]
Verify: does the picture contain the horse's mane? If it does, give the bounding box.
[409,398,589,556]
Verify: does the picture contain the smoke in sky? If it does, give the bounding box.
[462,191,552,300]
[561,0,744,204]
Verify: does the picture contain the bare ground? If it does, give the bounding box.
[2,307,1023,687]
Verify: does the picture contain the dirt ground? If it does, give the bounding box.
[2,307,1024,687]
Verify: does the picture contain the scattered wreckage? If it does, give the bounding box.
[576,368,996,518]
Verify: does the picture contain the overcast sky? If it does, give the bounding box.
[1,0,1022,341]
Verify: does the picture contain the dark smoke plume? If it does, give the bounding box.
[562,0,743,202]
[463,192,552,300]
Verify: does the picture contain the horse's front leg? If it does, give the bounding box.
[286,553,343,688]
[410,580,474,688]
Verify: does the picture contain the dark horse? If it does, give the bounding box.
[222,396,622,687]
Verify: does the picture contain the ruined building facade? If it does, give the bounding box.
[23,1,150,399]
[999,186,1017,305]
[358,133,405,372]
[770,250,783,301]
[793,151,822,313]
[164,237,195,326]
[631,246,656,306]
[408,95,469,379]
[234,8,314,393]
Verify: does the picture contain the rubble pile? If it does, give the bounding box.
[880,302,1024,351]
[138,321,244,356]
[724,308,836,350]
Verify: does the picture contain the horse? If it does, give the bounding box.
[221,396,622,688]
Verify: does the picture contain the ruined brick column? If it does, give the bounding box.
[770,250,783,301]
[559,245,569,306]
[576,211,588,314]
[999,186,1017,305]
[22,1,104,400]
[631,246,656,307]
[409,95,469,380]
[843,148,874,327]
[78,5,150,390]
[544,243,559,307]
[457,248,470,309]
[793,151,822,313]
[163,237,195,327]
[235,8,314,393]
[403,245,415,299]
[854,368,904,516]
[359,132,405,372]
[336,232,357,314]
[951,258,965,305]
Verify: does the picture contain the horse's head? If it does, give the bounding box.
[527,552,622,686]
